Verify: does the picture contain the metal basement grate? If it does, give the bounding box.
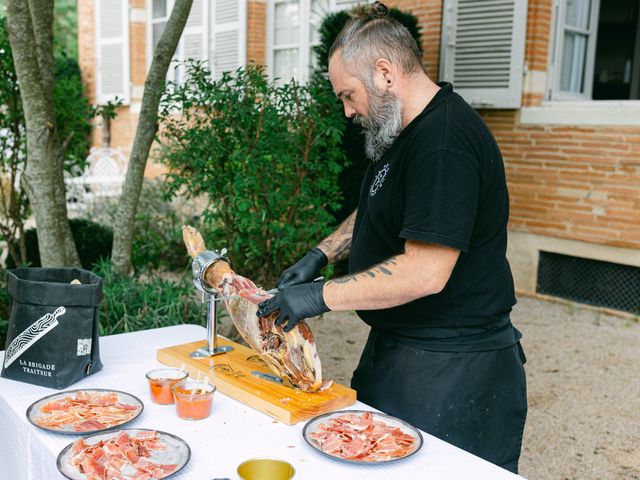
[536,251,640,314]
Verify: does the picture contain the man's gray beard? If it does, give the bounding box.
[354,88,403,163]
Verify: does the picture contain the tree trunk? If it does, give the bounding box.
[6,0,80,267]
[111,0,193,275]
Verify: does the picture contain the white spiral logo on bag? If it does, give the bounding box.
[3,307,66,368]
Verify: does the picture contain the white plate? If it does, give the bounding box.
[56,428,190,480]
[26,388,143,434]
[302,409,423,464]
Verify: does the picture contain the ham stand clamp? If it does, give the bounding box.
[190,249,234,358]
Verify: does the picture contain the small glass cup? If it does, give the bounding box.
[237,458,295,480]
[171,379,216,420]
[145,368,188,405]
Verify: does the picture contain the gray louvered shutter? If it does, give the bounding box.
[95,0,130,104]
[210,0,247,79]
[440,0,528,108]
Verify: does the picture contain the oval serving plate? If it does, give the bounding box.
[302,409,423,464]
[26,388,143,435]
[57,428,190,480]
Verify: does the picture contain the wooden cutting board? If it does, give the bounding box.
[157,338,356,425]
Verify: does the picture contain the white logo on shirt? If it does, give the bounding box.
[369,163,390,197]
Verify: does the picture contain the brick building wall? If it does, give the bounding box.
[247,0,267,65]
[79,0,639,296]
[387,0,442,79]
[479,0,640,292]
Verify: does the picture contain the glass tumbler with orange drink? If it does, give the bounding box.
[172,379,215,420]
[146,368,188,405]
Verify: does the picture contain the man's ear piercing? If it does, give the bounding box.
[387,80,391,84]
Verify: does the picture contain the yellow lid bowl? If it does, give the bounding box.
[237,458,295,480]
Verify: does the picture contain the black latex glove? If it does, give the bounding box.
[256,282,330,332]
[276,248,328,289]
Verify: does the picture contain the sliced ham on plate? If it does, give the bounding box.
[306,410,422,463]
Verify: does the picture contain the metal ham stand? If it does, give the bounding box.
[189,249,234,358]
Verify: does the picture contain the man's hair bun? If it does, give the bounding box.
[351,1,389,20]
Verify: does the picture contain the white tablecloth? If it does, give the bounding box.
[0,325,524,480]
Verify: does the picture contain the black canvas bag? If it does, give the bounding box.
[1,268,103,389]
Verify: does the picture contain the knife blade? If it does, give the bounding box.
[215,288,278,302]
[250,370,297,389]
[215,276,323,302]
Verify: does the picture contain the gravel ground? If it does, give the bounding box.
[305,296,640,480]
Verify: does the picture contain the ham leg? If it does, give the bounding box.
[182,225,331,392]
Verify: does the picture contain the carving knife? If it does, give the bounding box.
[251,370,297,389]
[215,277,323,302]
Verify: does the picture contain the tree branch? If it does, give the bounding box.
[111,0,194,275]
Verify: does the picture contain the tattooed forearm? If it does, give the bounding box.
[329,273,359,284]
[317,210,357,263]
[326,256,398,286]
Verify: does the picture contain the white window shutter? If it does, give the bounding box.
[95,0,130,104]
[329,0,357,11]
[182,0,207,62]
[440,0,528,109]
[210,0,247,78]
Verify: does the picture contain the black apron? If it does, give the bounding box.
[351,327,527,473]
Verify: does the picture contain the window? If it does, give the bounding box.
[267,0,330,83]
[551,0,640,100]
[150,0,178,82]
[151,0,168,50]
[146,0,246,83]
[95,0,130,104]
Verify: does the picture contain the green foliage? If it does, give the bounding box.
[158,63,346,286]
[54,55,93,169]
[94,261,205,336]
[131,180,192,272]
[0,16,29,266]
[53,0,79,59]
[6,219,113,270]
[86,179,193,272]
[93,97,125,122]
[0,0,79,57]
[0,269,10,348]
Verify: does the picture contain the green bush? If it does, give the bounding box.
[94,261,205,336]
[158,63,346,286]
[131,180,192,272]
[5,219,113,270]
[54,55,93,169]
[85,179,193,272]
[0,270,10,348]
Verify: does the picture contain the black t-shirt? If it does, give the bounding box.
[349,82,518,350]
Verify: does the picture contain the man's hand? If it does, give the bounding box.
[276,248,328,289]
[256,282,330,332]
